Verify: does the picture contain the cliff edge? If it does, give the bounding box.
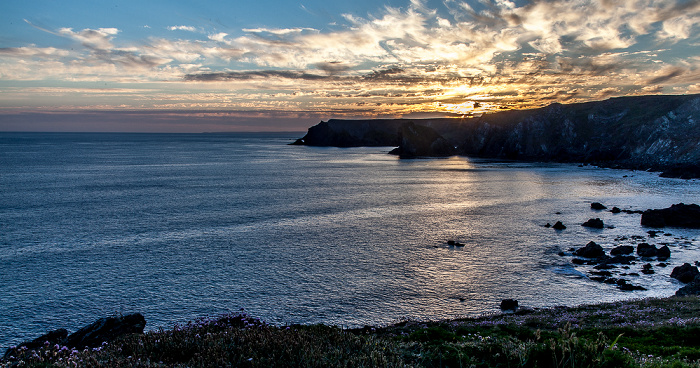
[294,94,700,178]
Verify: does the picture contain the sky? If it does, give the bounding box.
[1,0,699,132]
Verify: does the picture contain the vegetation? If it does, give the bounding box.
[3,296,700,367]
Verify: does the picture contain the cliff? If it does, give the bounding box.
[293,94,700,178]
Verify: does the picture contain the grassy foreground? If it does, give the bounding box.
[3,296,700,368]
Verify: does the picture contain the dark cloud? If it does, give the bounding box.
[646,67,686,85]
[184,70,331,81]
[315,61,352,75]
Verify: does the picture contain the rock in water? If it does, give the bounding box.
[552,221,566,230]
[582,218,605,228]
[500,299,518,311]
[573,241,605,258]
[637,243,658,258]
[641,203,700,228]
[670,263,700,283]
[610,245,634,255]
[62,313,146,349]
[591,202,607,210]
[676,275,700,296]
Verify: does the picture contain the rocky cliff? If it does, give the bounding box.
[294,94,700,178]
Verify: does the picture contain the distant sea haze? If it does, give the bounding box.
[1,132,699,349]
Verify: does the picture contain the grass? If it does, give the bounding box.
[2,296,700,367]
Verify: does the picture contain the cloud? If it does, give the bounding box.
[168,25,198,32]
[58,27,119,50]
[645,66,687,85]
[5,0,700,116]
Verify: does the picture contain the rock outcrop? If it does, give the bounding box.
[4,313,146,358]
[641,203,700,228]
[295,94,700,177]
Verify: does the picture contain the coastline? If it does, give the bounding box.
[3,296,700,367]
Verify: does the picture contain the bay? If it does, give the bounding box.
[1,132,699,349]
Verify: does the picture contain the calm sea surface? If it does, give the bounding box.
[1,132,699,348]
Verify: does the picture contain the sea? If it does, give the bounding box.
[1,132,699,349]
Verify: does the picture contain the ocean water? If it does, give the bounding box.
[1,132,699,349]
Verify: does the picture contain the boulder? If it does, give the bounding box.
[573,241,605,258]
[670,263,700,283]
[582,218,605,229]
[641,263,655,274]
[62,313,146,349]
[500,299,519,311]
[611,207,622,213]
[676,275,700,296]
[657,245,671,260]
[610,245,634,256]
[3,328,68,359]
[591,202,607,210]
[637,243,658,258]
[641,203,700,228]
[552,221,566,230]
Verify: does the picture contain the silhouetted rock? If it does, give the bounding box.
[611,207,622,213]
[637,243,658,258]
[641,203,700,228]
[500,299,518,311]
[657,245,671,260]
[671,263,700,283]
[552,221,566,230]
[641,263,655,274]
[582,218,605,229]
[296,94,700,177]
[62,313,146,350]
[610,245,634,256]
[392,122,455,158]
[3,329,68,359]
[591,202,607,210]
[573,241,605,258]
[676,275,700,296]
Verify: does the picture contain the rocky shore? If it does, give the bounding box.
[293,94,700,178]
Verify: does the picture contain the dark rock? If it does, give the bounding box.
[447,240,456,245]
[573,241,606,258]
[552,221,566,230]
[604,278,619,284]
[591,202,607,210]
[557,251,565,256]
[610,245,634,256]
[611,207,622,213]
[3,328,68,359]
[641,203,700,228]
[544,223,552,228]
[641,263,655,274]
[393,122,455,158]
[657,263,668,267]
[660,165,700,179]
[590,270,613,277]
[572,258,595,265]
[628,272,640,276]
[62,313,146,350]
[500,299,518,311]
[594,263,618,270]
[637,243,658,257]
[647,230,661,237]
[598,255,636,266]
[676,275,700,296]
[657,245,671,260]
[671,263,700,283]
[582,218,605,229]
[619,283,647,291]
[590,276,607,282]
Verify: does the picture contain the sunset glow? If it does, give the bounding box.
[1,0,699,131]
